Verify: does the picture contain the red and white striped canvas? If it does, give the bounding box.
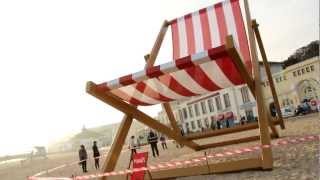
[171,0,251,71]
[96,0,253,106]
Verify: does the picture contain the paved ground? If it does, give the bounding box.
[0,113,319,180]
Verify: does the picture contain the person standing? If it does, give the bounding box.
[79,145,88,173]
[147,131,159,157]
[92,141,100,170]
[129,135,139,155]
[160,135,167,150]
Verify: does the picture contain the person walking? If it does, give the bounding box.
[92,141,100,170]
[147,131,159,157]
[160,135,167,150]
[78,145,88,173]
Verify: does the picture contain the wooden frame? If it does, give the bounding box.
[87,0,285,179]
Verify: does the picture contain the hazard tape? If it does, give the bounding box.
[28,134,319,180]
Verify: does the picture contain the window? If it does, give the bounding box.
[207,99,214,112]
[215,96,222,111]
[204,118,209,128]
[310,65,315,71]
[223,93,231,108]
[191,121,196,129]
[297,70,301,75]
[179,110,183,121]
[197,119,202,128]
[201,101,207,114]
[241,87,250,103]
[183,108,188,119]
[185,122,190,132]
[301,68,305,74]
[194,103,200,116]
[293,71,296,77]
[188,106,193,118]
[306,67,310,72]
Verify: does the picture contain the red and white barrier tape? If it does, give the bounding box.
[28,134,319,180]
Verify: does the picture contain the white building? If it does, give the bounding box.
[156,62,284,134]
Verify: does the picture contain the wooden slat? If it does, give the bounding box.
[185,119,281,140]
[252,19,285,130]
[86,82,201,151]
[244,0,273,169]
[199,134,277,150]
[150,158,262,179]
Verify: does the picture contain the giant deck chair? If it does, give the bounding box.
[86,0,285,179]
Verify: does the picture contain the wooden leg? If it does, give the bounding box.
[252,19,285,129]
[162,103,181,135]
[87,82,201,151]
[244,0,273,169]
[102,115,133,180]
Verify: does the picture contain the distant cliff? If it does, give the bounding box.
[283,40,319,68]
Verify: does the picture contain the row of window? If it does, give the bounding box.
[180,93,231,120]
[185,118,210,130]
[178,87,251,121]
[293,65,315,77]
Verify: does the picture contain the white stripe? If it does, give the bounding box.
[145,78,187,100]
[160,61,178,74]
[172,70,210,94]
[207,6,221,47]
[191,50,211,65]
[192,11,204,53]
[132,70,147,82]
[107,78,121,89]
[177,17,188,58]
[119,86,163,104]
[199,61,234,88]
[223,0,240,49]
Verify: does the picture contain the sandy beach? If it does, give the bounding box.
[0,113,319,180]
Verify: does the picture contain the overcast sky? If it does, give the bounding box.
[0,0,318,156]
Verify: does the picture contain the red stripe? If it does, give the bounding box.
[214,3,243,85]
[185,66,221,91]
[158,74,197,97]
[119,74,135,86]
[184,14,196,55]
[135,82,173,102]
[96,83,109,92]
[230,0,252,75]
[146,65,163,78]
[171,20,180,60]
[199,8,212,50]
[175,55,194,69]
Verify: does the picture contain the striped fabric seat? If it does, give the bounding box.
[97,0,252,106]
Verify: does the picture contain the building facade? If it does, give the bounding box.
[155,58,319,134]
[262,56,320,109]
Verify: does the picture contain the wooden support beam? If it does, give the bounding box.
[185,119,281,140]
[252,19,285,130]
[86,82,201,151]
[225,35,255,96]
[145,20,169,68]
[149,157,262,179]
[244,0,273,169]
[225,35,279,138]
[101,115,133,179]
[199,134,277,150]
[162,103,181,134]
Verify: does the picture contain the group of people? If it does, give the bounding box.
[78,141,100,173]
[129,131,168,158]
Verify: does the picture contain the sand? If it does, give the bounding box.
[0,113,319,180]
